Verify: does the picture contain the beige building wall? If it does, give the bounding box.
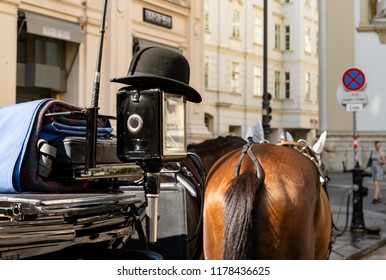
[0,0,210,143]
[319,0,356,171]
[0,0,19,106]
[324,0,354,132]
[320,0,386,171]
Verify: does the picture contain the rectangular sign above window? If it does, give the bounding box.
[143,8,173,29]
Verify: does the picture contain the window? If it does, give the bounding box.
[371,0,386,20]
[305,0,311,7]
[18,33,65,68]
[205,113,214,134]
[231,62,240,93]
[305,72,311,100]
[274,71,281,99]
[229,125,241,136]
[358,1,386,42]
[285,25,291,50]
[316,29,319,55]
[204,56,209,88]
[274,23,281,50]
[232,9,240,38]
[17,29,67,95]
[254,15,263,45]
[305,26,312,53]
[316,74,319,101]
[253,66,262,96]
[285,72,291,99]
[204,0,210,31]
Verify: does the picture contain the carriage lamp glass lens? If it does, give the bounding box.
[127,114,143,133]
[163,92,186,156]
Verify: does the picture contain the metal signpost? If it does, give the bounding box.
[262,0,271,139]
[337,68,368,163]
[337,67,370,232]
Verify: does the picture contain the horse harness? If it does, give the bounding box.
[233,140,335,259]
[163,151,205,259]
[234,140,329,186]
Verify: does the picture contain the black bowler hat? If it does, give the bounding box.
[110,46,202,103]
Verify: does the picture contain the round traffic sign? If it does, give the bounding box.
[342,68,366,91]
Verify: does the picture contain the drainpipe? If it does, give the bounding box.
[243,1,248,137]
[319,0,328,132]
[216,0,221,136]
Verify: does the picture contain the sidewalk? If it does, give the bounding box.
[328,173,386,260]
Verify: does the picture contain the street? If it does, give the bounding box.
[328,171,386,216]
[360,243,386,259]
[328,171,386,259]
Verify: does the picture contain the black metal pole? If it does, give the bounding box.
[86,0,108,169]
[350,162,366,232]
[91,0,108,109]
[262,0,270,139]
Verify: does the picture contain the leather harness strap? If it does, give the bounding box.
[234,143,265,183]
[234,143,251,178]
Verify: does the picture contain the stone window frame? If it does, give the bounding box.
[357,0,386,44]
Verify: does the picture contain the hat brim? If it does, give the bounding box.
[110,75,202,103]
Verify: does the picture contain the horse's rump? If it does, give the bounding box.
[204,143,332,260]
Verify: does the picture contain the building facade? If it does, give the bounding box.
[203,0,320,142]
[0,0,210,144]
[320,0,386,171]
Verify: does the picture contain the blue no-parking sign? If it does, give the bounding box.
[337,68,368,111]
[342,68,366,91]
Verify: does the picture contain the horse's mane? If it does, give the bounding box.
[188,135,246,152]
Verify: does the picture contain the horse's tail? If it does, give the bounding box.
[223,169,263,259]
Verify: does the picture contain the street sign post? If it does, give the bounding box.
[337,67,368,111]
[337,67,368,162]
[338,67,369,233]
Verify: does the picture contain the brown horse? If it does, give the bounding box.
[203,137,333,259]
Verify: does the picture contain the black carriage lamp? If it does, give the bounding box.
[111,46,202,243]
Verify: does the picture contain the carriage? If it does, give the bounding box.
[0,0,203,260]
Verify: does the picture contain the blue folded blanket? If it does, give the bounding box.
[0,99,51,193]
[41,121,112,141]
[0,99,113,193]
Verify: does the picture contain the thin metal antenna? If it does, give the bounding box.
[86,0,108,169]
[91,0,108,108]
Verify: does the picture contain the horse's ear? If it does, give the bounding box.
[312,131,327,158]
[285,131,294,142]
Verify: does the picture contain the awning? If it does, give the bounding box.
[22,10,83,43]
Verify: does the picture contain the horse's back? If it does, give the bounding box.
[204,143,331,259]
